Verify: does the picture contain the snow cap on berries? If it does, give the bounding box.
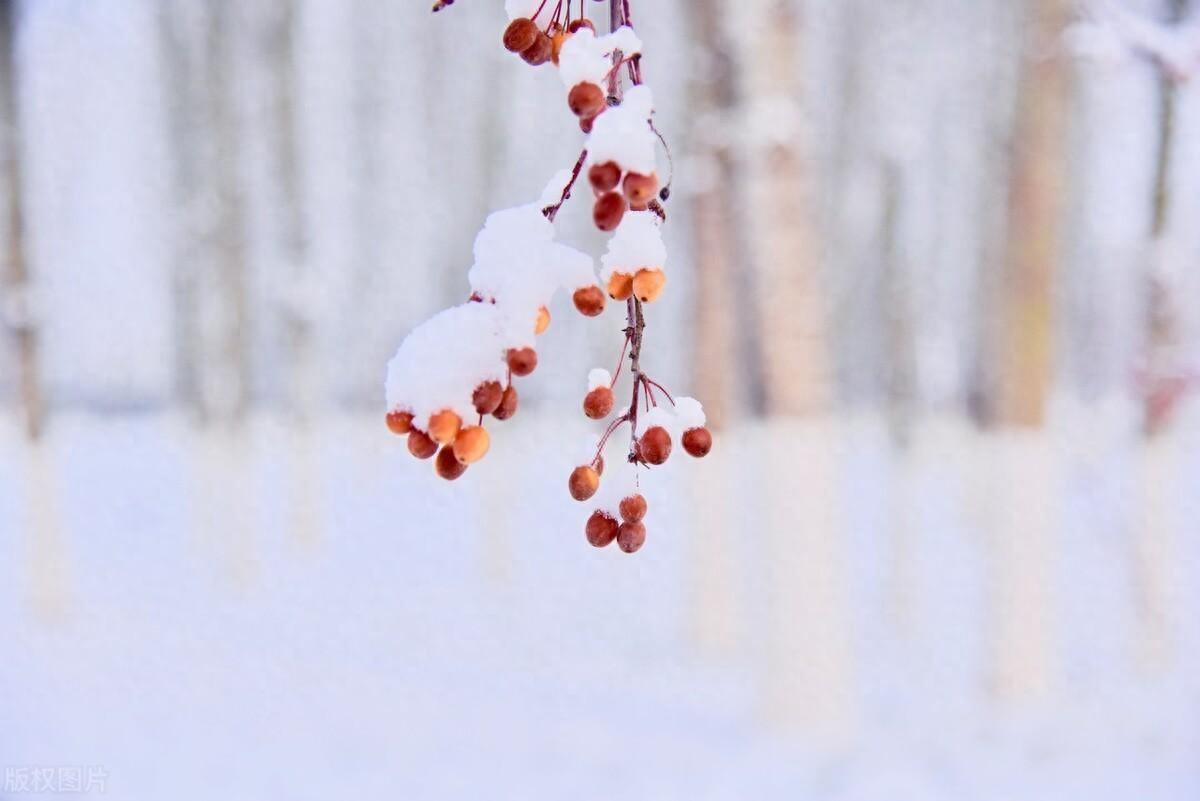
[558,26,644,90]
[587,368,612,391]
[599,212,666,283]
[586,84,656,175]
[673,396,706,430]
[591,454,640,518]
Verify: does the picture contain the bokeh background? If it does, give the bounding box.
[2,0,1199,798]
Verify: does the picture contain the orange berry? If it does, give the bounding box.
[472,380,504,416]
[682,427,712,458]
[503,17,539,52]
[617,521,646,553]
[493,385,519,421]
[534,306,551,335]
[385,410,413,435]
[588,161,622,194]
[639,425,672,465]
[572,285,606,317]
[407,429,438,460]
[506,347,538,377]
[632,268,666,303]
[619,493,647,523]
[428,409,462,445]
[435,445,467,480]
[585,510,619,547]
[623,172,658,206]
[593,191,626,232]
[568,465,600,501]
[568,82,606,118]
[583,386,614,419]
[521,32,553,65]
[606,271,633,301]
[453,426,490,464]
[551,30,568,64]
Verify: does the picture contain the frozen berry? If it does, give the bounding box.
[435,445,468,480]
[407,429,438,460]
[682,427,712,458]
[585,510,619,547]
[617,521,646,553]
[639,426,672,465]
[507,347,538,377]
[606,271,633,301]
[567,18,595,34]
[453,426,490,464]
[551,30,568,64]
[493,385,519,421]
[503,18,539,52]
[632,268,666,303]
[583,386,614,419]
[472,380,504,416]
[428,409,462,445]
[572,285,606,317]
[568,82,606,118]
[619,493,647,523]
[569,465,600,501]
[521,33,553,65]
[588,161,621,193]
[386,410,413,435]
[623,172,658,206]
[593,191,626,232]
[535,306,551,335]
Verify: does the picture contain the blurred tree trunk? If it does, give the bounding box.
[740,0,830,418]
[0,0,43,440]
[992,0,1072,427]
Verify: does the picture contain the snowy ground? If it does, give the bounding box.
[1,408,1198,800]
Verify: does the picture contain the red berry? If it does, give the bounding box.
[639,426,672,465]
[593,192,626,232]
[493,385,519,421]
[503,18,539,53]
[472,381,504,416]
[588,161,622,193]
[568,82,606,118]
[682,427,712,458]
[407,430,438,460]
[506,347,538,377]
[585,510,619,547]
[567,18,595,34]
[568,465,600,501]
[435,445,468,480]
[572,285,606,317]
[386,410,413,435]
[617,521,646,553]
[521,32,553,65]
[583,386,615,419]
[619,493,647,524]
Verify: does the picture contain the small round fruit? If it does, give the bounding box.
[572,285,606,317]
[472,381,504,416]
[623,172,659,205]
[585,510,619,547]
[619,493,647,524]
[453,426,490,464]
[520,32,554,65]
[617,521,647,553]
[568,465,600,501]
[568,81,606,118]
[507,347,538,377]
[588,161,622,194]
[632,268,666,303]
[682,426,713,458]
[503,17,539,52]
[386,410,413,435]
[583,386,614,419]
[593,191,627,232]
[493,385,519,421]
[567,18,595,34]
[639,426,672,465]
[606,271,633,301]
[534,306,551,335]
[407,430,438,460]
[551,30,568,64]
[428,409,462,445]
[435,445,468,480]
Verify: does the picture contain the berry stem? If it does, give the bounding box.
[543,148,588,222]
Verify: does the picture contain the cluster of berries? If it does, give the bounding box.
[599,213,667,304]
[588,161,658,233]
[502,15,596,68]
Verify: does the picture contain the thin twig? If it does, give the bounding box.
[543,148,588,221]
